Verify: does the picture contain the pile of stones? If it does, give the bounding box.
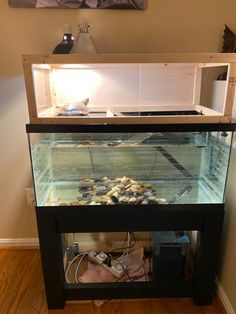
[62,176,167,206]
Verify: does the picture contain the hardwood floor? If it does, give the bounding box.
[0,249,226,314]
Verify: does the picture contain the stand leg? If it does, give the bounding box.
[36,211,65,309]
[193,210,224,305]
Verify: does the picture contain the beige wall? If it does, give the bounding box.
[1,0,236,310]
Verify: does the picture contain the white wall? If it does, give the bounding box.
[1,0,236,310]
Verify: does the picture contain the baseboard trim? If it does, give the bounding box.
[216,277,235,314]
[0,238,39,247]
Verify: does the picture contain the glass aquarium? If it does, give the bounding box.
[27,127,234,207]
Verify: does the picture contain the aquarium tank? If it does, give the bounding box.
[27,125,234,207]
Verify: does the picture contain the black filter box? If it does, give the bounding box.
[152,231,190,281]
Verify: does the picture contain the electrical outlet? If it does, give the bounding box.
[26,188,35,207]
[88,251,125,278]
[88,251,108,264]
[110,261,126,277]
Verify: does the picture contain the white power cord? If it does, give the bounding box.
[65,252,89,284]
[65,232,134,283]
[120,232,130,263]
[75,253,88,283]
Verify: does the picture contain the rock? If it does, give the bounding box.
[106,190,114,196]
[107,187,120,196]
[137,196,144,203]
[70,201,83,206]
[148,199,158,204]
[148,196,156,201]
[119,190,125,195]
[130,184,143,194]
[83,178,94,184]
[128,197,137,204]
[69,201,79,206]
[96,186,107,195]
[112,191,119,198]
[125,190,133,197]
[143,183,152,189]
[111,195,119,203]
[156,198,167,204]
[125,183,132,189]
[101,195,109,201]
[91,196,100,203]
[118,196,128,203]
[79,186,90,191]
[78,200,88,205]
[82,192,91,198]
[104,179,111,186]
[108,183,116,189]
[160,198,167,203]
[94,178,104,183]
[120,176,129,184]
[59,202,69,206]
[112,187,121,193]
[144,191,153,197]
[100,201,107,205]
[107,199,114,205]
[116,184,125,189]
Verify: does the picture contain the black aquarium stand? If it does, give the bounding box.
[36,204,224,309]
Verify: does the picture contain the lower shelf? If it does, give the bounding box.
[65,281,194,300]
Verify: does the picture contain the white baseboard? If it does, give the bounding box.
[0,238,39,247]
[216,277,235,314]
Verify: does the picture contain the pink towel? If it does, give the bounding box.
[78,248,151,283]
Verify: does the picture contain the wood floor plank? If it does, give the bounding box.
[0,249,226,314]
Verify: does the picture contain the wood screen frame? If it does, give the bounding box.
[22,53,236,124]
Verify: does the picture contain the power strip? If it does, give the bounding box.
[88,251,126,278]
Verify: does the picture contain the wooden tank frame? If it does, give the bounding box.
[22,53,236,124]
